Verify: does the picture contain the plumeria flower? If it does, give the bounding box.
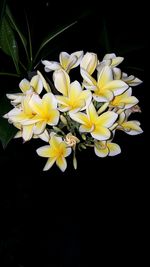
[37,132,72,171]
[70,102,118,141]
[94,140,121,157]
[6,71,50,106]
[113,67,142,86]
[97,53,124,73]
[110,87,139,110]
[80,52,98,74]
[53,69,92,113]
[81,66,128,102]
[42,51,83,73]
[24,93,60,135]
[117,110,143,135]
[4,96,36,141]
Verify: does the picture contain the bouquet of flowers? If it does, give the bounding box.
[4,51,143,172]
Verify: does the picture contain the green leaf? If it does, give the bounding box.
[0,0,6,23]
[34,21,77,63]
[0,72,20,77]
[0,117,17,149]
[0,15,20,74]
[6,5,29,62]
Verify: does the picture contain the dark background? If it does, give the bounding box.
[0,0,146,266]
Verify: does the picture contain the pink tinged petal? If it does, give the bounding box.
[19,79,30,93]
[103,80,128,95]
[42,60,61,72]
[53,69,70,96]
[34,121,46,135]
[56,156,67,172]
[80,52,98,74]
[97,66,113,88]
[70,112,89,125]
[94,145,109,157]
[64,147,72,157]
[107,143,121,156]
[43,157,56,171]
[36,145,51,157]
[92,127,111,141]
[96,111,118,128]
[30,75,43,94]
[22,124,34,141]
[59,52,70,69]
[80,68,97,86]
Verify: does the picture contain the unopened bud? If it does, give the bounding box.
[81,134,86,140]
[60,115,67,125]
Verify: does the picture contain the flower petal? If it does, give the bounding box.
[43,157,56,171]
[80,68,97,86]
[122,121,143,135]
[103,80,128,95]
[19,79,30,93]
[22,124,34,141]
[87,102,98,122]
[70,51,84,68]
[94,144,109,157]
[80,52,98,74]
[70,112,89,125]
[53,69,70,96]
[34,121,46,135]
[37,70,51,92]
[42,60,61,72]
[98,66,113,88]
[56,156,67,172]
[30,74,43,94]
[92,126,111,140]
[36,145,51,157]
[59,52,70,69]
[107,143,121,156]
[96,111,118,127]
[64,147,72,157]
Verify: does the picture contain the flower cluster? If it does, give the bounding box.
[4,51,143,172]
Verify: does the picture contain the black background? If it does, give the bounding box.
[0,0,146,266]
